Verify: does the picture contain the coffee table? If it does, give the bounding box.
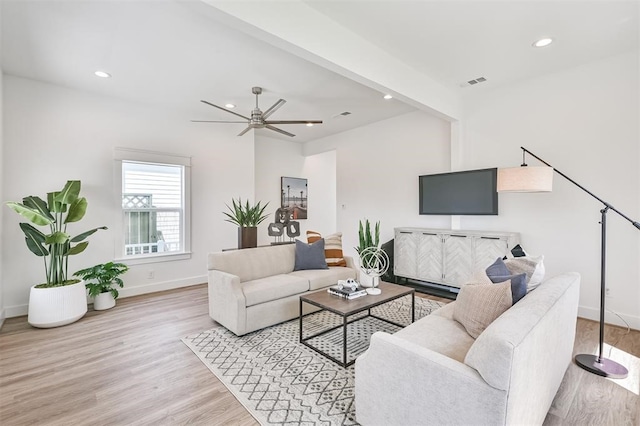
[299,282,415,367]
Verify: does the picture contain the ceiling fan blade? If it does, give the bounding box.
[264,120,323,125]
[237,126,252,137]
[201,100,250,121]
[262,99,286,119]
[191,120,248,123]
[265,124,295,137]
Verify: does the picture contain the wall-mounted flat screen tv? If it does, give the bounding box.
[419,168,498,215]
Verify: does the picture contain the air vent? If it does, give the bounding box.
[465,77,487,86]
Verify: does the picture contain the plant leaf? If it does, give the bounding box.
[47,192,67,213]
[65,197,87,223]
[45,231,70,245]
[6,202,54,226]
[19,223,49,257]
[22,196,55,222]
[70,226,108,242]
[67,241,88,255]
[54,180,81,205]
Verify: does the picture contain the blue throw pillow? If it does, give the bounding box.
[486,257,511,277]
[294,239,328,271]
[486,258,527,304]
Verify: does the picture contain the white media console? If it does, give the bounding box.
[393,227,520,289]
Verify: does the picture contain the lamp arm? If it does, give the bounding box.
[522,147,640,230]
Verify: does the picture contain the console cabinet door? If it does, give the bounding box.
[394,230,417,279]
[417,232,443,282]
[442,235,473,286]
[474,236,509,270]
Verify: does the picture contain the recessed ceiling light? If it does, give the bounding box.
[225,103,235,109]
[94,71,111,78]
[383,94,393,100]
[306,123,314,127]
[532,38,553,48]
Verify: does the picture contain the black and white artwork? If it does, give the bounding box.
[280,176,307,220]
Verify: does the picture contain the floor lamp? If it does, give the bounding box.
[498,146,640,379]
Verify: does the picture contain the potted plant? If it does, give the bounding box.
[355,219,381,290]
[5,180,107,328]
[223,198,270,249]
[74,262,129,310]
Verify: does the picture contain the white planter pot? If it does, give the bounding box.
[93,292,116,310]
[28,280,88,328]
[359,270,379,289]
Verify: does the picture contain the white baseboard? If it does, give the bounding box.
[118,275,207,299]
[5,304,28,318]
[578,305,640,331]
[0,308,5,330]
[3,276,208,319]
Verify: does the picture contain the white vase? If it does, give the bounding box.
[28,280,88,328]
[93,292,116,310]
[359,271,379,289]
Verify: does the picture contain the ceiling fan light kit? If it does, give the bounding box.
[194,86,322,137]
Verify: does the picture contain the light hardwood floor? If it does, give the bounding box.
[0,284,637,425]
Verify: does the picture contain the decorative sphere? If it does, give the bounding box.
[359,247,389,277]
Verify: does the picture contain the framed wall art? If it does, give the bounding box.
[280,176,308,219]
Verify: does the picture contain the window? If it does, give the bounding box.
[115,149,191,263]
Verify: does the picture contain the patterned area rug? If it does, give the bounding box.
[182,295,444,426]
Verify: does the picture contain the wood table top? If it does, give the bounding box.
[300,281,414,316]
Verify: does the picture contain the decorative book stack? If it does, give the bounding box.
[327,285,367,300]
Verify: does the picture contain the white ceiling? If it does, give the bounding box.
[2,0,638,142]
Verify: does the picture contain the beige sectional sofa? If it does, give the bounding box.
[355,272,581,426]
[207,243,357,336]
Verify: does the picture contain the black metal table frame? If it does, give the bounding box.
[299,292,415,368]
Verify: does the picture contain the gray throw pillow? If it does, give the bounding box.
[486,257,511,277]
[294,239,328,271]
[486,258,527,304]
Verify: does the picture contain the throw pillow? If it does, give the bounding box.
[486,257,511,277]
[503,244,527,259]
[485,258,527,304]
[505,255,545,292]
[453,280,513,339]
[294,239,329,271]
[307,230,347,267]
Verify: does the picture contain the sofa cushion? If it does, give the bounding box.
[242,274,310,307]
[289,266,357,291]
[453,280,513,339]
[505,255,545,292]
[394,303,475,363]
[486,258,527,304]
[294,239,329,271]
[208,244,296,282]
[307,230,348,267]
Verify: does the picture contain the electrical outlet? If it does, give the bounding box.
[147,270,155,279]
[605,287,611,297]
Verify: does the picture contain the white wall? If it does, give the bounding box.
[0,1,4,327]
[461,51,640,329]
[254,135,336,245]
[304,110,452,260]
[2,76,254,317]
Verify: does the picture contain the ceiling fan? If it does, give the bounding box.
[192,87,322,137]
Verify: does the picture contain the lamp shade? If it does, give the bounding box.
[497,166,553,192]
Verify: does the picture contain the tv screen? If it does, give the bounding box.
[419,168,498,215]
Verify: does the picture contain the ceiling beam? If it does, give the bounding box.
[200,0,460,122]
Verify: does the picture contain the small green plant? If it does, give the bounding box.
[74,262,129,299]
[355,219,380,255]
[5,180,107,288]
[223,198,270,227]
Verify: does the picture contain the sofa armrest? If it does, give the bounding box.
[355,332,507,426]
[344,256,356,270]
[207,270,247,335]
